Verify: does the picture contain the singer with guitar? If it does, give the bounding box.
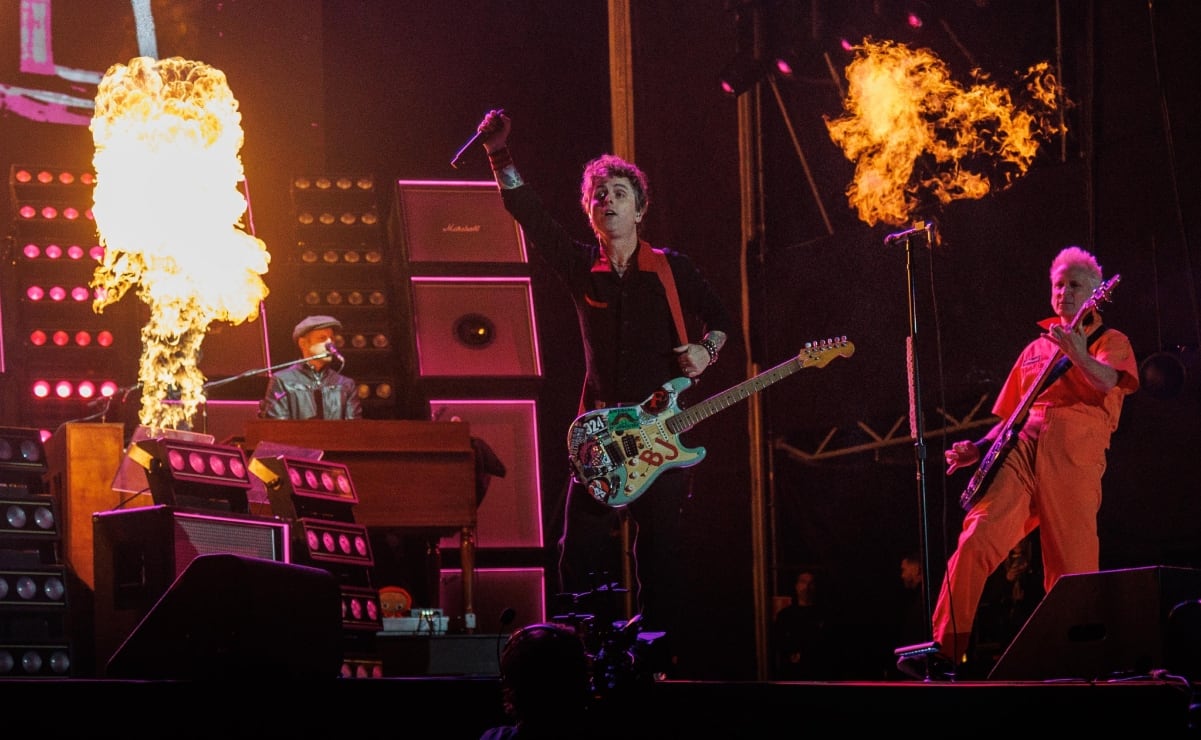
[926,246,1139,679]
[473,109,733,676]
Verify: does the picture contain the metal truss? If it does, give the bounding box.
[774,393,999,463]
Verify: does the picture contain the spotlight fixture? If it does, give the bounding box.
[718,52,769,97]
[248,455,359,522]
[771,47,803,79]
[340,585,383,631]
[341,655,385,679]
[1138,348,1192,401]
[0,427,48,494]
[293,518,374,569]
[127,438,251,514]
[0,495,59,571]
[0,644,72,677]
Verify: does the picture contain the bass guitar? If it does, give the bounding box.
[568,337,855,507]
[958,275,1120,511]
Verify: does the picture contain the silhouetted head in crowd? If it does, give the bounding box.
[495,622,592,736]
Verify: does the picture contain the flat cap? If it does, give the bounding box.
[292,315,342,341]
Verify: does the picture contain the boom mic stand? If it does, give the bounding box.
[195,349,342,434]
[90,350,340,427]
[200,347,339,392]
[886,222,945,680]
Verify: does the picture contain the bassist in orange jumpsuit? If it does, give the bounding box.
[931,246,1139,678]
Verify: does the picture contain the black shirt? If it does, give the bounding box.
[501,184,733,410]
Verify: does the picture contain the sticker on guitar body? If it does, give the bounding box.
[568,337,855,508]
[568,379,703,507]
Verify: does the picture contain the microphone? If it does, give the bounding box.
[885,221,935,245]
[324,341,343,361]
[450,109,504,169]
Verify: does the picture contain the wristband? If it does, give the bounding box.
[487,147,513,171]
[973,437,991,456]
[700,338,719,365]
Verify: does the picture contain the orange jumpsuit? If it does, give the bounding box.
[932,317,1140,665]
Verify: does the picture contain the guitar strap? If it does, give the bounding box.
[640,241,689,345]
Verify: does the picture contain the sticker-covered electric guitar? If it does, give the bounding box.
[568,337,855,507]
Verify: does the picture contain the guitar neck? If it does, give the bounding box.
[666,355,805,435]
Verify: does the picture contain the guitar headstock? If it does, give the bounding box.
[798,336,855,367]
[1075,274,1120,327]
[1087,274,1120,309]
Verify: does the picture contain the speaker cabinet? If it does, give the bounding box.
[92,505,290,673]
[433,399,542,550]
[106,553,342,679]
[440,566,546,635]
[43,422,132,591]
[989,565,1201,680]
[410,277,541,378]
[378,633,502,677]
[392,179,527,264]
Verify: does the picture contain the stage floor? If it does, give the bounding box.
[2,675,1194,737]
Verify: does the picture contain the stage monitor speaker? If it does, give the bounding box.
[989,565,1201,680]
[393,179,527,264]
[92,505,291,672]
[410,277,541,378]
[106,553,343,679]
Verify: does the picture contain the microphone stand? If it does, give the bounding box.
[889,223,941,680]
[87,351,342,434]
[200,349,337,392]
[194,350,340,434]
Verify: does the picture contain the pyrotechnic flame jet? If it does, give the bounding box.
[826,39,1065,230]
[89,56,270,431]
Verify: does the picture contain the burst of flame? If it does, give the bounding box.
[826,38,1065,227]
[89,56,270,431]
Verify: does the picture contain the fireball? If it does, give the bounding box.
[90,56,270,431]
[827,39,1065,227]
